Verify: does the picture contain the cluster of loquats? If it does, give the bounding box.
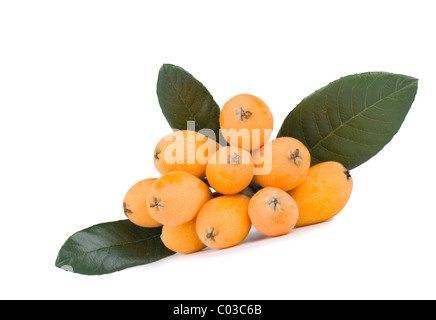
[123,94,353,255]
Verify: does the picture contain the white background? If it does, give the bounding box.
[1,1,436,300]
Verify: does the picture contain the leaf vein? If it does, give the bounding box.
[308,80,415,152]
[163,68,200,131]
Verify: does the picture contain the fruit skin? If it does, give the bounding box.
[123,178,162,228]
[161,219,206,254]
[252,137,310,191]
[146,171,213,226]
[220,94,273,151]
[196,194,251,249]
[248,187,299,237]
[154,130,219,179]
[206,146,254,195]
[288,161,353,227]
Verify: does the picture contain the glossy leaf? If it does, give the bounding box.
[156,64,221,142]
[55,220,175,275]
[277,72,418,169]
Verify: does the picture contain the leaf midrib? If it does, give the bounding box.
[308,79,417,153]
[162,66,200,131]
[57,233,162,265]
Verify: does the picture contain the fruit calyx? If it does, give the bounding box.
[236,107,252,122]
[154,149,161,160]
[229,152,240,165]
[123,203,132,217]
[289,149,303,166]
[267,197,282,211]
[205,228,218,242]
[150,197,164,211]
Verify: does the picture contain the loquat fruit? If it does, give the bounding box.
[252,137,310,191]
[248,187,299,237]
[123,178,162,228]
[206,146,254,195]
[220,94,273,151]
[154,130,219,179]
[288,161,353,227]
[146,171,212,226]
[196,194,251,249]
[161,219,206,254]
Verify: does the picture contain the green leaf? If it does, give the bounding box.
[277,72,418,170]
[156,64,221,142]
[55,220,175,275]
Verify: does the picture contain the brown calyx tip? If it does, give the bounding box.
[123,202,132,217]
[205,228,218,242]
[267,197,283,211]
[344,170,352,180]
[150,197,164,211]
[229,152,240,164]
[289,149,303,166]
[154,149,161,160]
[236,107,252,122]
